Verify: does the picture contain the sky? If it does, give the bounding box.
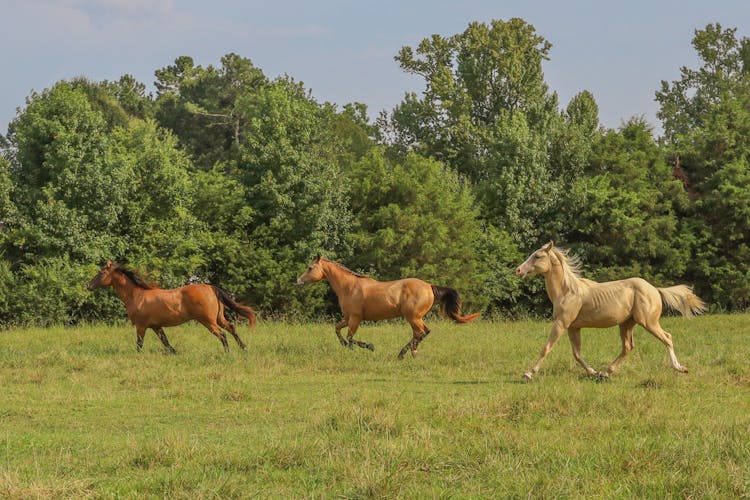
[2,0,750,136]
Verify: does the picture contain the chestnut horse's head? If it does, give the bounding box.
[296,255,325,286]
[86,260,118,290]
[515,241,555,278]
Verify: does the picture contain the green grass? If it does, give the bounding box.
[1,314,748,498]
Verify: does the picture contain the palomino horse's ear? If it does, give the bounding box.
[543,240,554,252]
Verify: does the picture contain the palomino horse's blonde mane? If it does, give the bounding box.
[549,247,586,296]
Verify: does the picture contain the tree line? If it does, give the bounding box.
[1,19,749,326]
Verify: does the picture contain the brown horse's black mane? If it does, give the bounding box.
[113,264,157,290]
[322,258,368,278]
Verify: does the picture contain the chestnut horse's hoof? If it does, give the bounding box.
[367,343,375,351]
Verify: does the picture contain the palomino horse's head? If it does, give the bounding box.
[515,241,555,278]
[86,260,118,290]
[296,255,325,286]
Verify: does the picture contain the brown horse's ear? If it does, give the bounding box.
[106,259,113,267]
[316,254,322,261]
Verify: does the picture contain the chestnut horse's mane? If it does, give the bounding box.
[113,264,158,290]
[322,257,368,278]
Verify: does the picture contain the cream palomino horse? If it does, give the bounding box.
[515,241,706,380]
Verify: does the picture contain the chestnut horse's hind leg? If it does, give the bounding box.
[198,319,230,352]
[153,327,177,354]
[398,319,430,360]
[345,317,374,351]
[219,316,247,350]
[335,317,349,347]
[606,319,636,374]
[567,327,600,377]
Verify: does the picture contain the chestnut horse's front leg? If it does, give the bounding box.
[345,317,374,351]
[335,318,349,347]
[136,326,146,352]
[154,327,177,354]
[523,320,566,381]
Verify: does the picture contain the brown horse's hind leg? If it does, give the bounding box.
[568,328,600,377]
[198,319,230,352]
[153,327,177,354]
[219,316,247,350]
[346,317,374,351]
[607,319,635,374]
[640,319,687,373]
[335,317,349,347]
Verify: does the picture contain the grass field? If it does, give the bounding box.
[1,314,748,498]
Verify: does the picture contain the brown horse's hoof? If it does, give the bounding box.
[367,343,375,351]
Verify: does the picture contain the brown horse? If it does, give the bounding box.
[86,260,256,353]
[515,241,706,380]
[296,255,480,359]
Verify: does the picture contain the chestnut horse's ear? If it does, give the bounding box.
[106,259,113,267]
[316,254,322,261]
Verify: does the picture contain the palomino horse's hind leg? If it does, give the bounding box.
[640,320,688,373]
[567,328,600,377]
[346,317,374,351]
[606,319,636,374]
[335,318,349,347]
[154,327,177,354]
[219,316,247,350]
[524,321,566,380]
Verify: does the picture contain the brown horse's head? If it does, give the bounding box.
[296,255,325,286]
[516,241,555,278]
[87,260,118,290]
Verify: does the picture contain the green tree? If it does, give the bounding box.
[346,150,519,312]
[657,23,750,308]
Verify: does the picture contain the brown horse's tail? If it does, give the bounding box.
[431,285,480,323]
[658,285,707,319]
[214,287,257,328]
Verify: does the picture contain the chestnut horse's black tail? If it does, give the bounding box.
[213,287,257,328]
[431,285,480,323]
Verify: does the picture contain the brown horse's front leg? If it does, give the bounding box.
[345,317,374,351]
[154,327,177,355]
[135,326,146,352]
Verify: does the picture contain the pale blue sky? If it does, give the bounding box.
[2,1,750,136]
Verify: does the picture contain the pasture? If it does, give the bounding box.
[1,315,748,498]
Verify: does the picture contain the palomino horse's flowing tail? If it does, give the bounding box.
[213,287,257,327]
[658,285,707,319]
[431,285,480,323]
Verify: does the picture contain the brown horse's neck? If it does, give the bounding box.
[543,255,567,303]
[321,260,361,297]
[109,271,141,306]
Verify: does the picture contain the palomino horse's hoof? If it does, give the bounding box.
[593,371,610,382]
[522,372,533,382]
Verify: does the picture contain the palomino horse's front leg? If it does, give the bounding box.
[567,328,601,378]
[524,321,566,380]
[606,319,635,375]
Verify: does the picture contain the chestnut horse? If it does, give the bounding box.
[87,261,256,353]
[296,256,480,359]
[515,241,706,380]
